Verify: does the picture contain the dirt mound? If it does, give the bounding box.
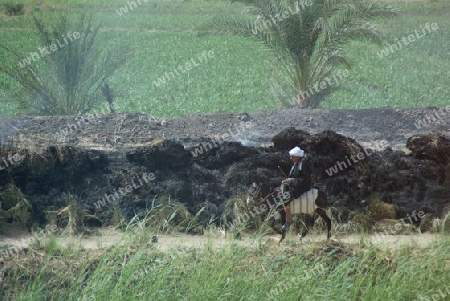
[407,134,450,165]
[0,108,449,232]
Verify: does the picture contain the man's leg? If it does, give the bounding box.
[281,201,293,231]
[285,203,293,224]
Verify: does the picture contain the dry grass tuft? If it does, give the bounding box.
[367,194,397,221]
[419,213,434,232]
[348,211,372,232]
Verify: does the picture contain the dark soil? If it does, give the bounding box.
[1,107,449,150]
[0,107,449,230]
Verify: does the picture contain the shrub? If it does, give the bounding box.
[348,211,372,232]
[3,3,25,16]
[419,213,434,232]
[373,219,417,235]
[0,183,32,231]
[367,197,397,221]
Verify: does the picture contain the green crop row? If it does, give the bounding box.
[0,1,449,117]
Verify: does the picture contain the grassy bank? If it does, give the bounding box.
[0,1,449,117]
[1,227,449,300]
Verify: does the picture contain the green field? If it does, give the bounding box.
[0,0,449,117]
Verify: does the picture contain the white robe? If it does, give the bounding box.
[290,188,318,215]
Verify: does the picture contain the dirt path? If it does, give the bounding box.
[0,224,443,256]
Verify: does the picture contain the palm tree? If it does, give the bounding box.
[209,0,398,108]
[0,14,132,115]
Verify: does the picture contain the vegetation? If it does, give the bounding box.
[0,181,32,232]
[2,3,25,16]
[0,13,132,115]
[1,221,449,300]
[209,0,398,108]
[0,1,449,116]
[1,192,449,300]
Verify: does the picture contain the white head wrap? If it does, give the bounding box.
[289,146,304,157]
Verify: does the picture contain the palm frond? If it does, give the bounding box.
[0,13,133,116]
[206,0,398,108]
